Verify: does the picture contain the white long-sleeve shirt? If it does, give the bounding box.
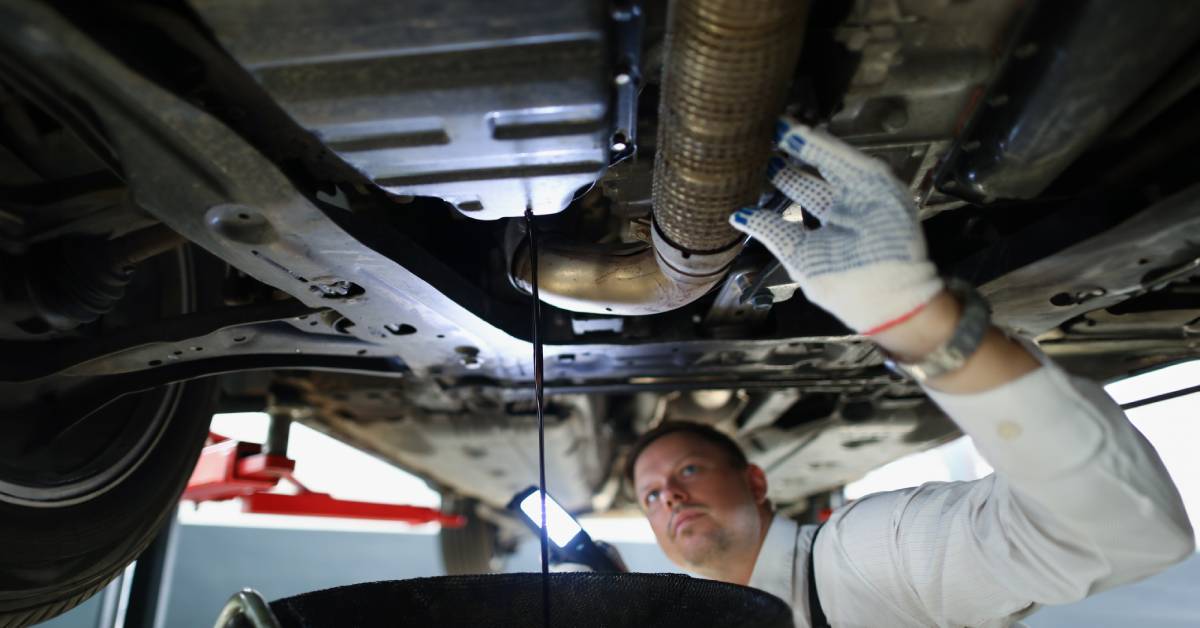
[747,350,1194,627]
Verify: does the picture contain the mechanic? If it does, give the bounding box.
[625,118,1196,627]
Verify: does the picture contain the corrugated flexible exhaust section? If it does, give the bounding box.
[512,0,807,316]
[653,0,808,255]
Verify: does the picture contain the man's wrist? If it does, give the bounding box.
[874,287,1042,393]
[871,290,960,363]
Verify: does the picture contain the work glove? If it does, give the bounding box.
[729,117,944,334]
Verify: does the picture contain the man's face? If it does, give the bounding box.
[632,432,769,574]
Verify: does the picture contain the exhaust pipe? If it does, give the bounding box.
[513,0,807,316]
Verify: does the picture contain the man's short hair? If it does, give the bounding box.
[623,421,749,491]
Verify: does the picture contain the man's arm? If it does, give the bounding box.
[814,341,1193,626]
[859,174,1193,625]
[732,119,1194,625]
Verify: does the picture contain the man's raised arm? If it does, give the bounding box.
[731,119,1194,626]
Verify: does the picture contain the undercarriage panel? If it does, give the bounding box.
[2,0,1199,521]
[191,0,612,220]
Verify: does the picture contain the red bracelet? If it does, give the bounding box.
[863,300,931,336]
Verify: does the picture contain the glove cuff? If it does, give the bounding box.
[807,262,944,333]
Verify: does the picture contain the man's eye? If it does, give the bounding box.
[644,490,660,506]
[680,464,698,477]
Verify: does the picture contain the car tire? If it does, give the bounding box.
[0,379,218,628]
[439,497,499,575]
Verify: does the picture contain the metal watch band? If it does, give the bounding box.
[884,279,991,382]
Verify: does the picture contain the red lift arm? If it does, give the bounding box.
[183,433,465,528]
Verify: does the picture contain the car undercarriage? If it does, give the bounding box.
[2,0,1200,623]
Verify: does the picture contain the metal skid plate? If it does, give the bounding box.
[0,0,535,382]
[190,0,612,220]
[983,183,1200,337]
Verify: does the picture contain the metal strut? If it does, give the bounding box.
[526,208,551,627]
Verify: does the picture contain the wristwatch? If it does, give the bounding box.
[884,279,991,383]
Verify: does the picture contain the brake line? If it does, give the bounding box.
[525,208,551,627]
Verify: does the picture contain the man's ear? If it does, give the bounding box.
[745,464,769,504]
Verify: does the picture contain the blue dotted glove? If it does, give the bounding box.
[730,117,943,333]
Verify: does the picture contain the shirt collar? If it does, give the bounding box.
[747,513,799,606]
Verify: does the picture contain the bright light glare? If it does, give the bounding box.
[1125,392,1200,530]
[577,514,655,544]
[209,411,270,444]
[1104,360,1200,405]
[519,491,583,548]
[844,437,989,500]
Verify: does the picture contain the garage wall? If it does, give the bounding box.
[164,525,444,627]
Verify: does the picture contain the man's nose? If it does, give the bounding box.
[663,479,688,509]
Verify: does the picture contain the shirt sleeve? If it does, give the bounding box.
[814,348,1195,627]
